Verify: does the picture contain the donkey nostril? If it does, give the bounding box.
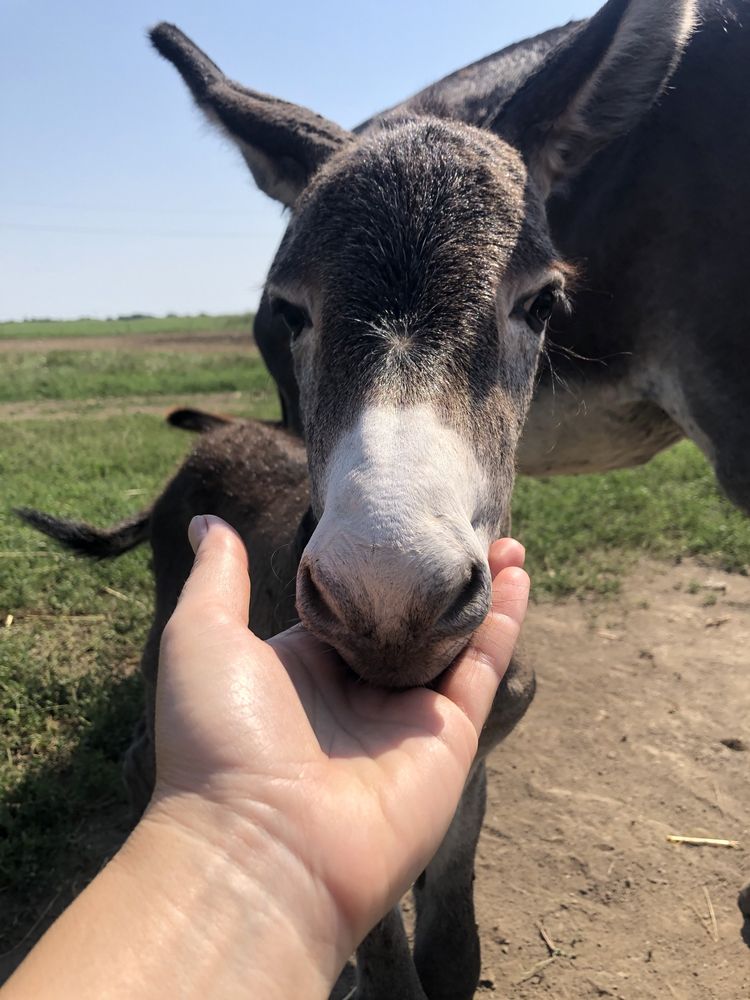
[297,562,341,630]
[438,560,492,635]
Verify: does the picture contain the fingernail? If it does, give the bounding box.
[188,515,209,553]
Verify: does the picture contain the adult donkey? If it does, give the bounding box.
[148,3,728,997]
[250,1,750,511]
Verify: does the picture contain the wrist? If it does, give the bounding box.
[117,792,350,998]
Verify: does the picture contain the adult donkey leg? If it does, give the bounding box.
[413,658,536,1000]
[654,356,750,518]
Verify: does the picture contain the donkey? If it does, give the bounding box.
[249,1,750,517]
[150,0,704,687]
[134,2,711,996]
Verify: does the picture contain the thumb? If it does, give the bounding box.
[174,514,251,628]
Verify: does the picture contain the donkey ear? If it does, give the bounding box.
[150,23,354,207]
[490,0,697,196]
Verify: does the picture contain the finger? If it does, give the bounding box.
[488,537,525,578]
[438,558,530,736]
[175,514,251,627]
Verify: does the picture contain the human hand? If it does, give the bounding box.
[147,514,529,985]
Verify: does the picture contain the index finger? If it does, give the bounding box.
[174,514,251,627]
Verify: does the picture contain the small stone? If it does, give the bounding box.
[720,737,746,752]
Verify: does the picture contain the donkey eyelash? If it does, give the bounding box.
[515,283,569,314]
[512,283,570,335]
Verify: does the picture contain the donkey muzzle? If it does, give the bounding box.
[296,545,492,688]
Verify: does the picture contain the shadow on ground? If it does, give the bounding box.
[0,674,142,982]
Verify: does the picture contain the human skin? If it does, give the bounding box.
[4,515,529,999]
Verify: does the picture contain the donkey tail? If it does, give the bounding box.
[15,507,151,559]
[167,407,234,433]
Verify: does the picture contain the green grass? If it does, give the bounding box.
[2,415,198,610]
[0,349,274,403]
[0,415,195,938]
[513,441,750,597]
[0,313,253,340]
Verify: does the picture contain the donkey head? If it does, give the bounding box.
[152,0,696,687]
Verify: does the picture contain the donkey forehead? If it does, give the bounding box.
[270,120,538,297]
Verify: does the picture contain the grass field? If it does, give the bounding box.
[513,443,750,596]
[2,321,750,960]
[0,313,252,340]
[0,349,271,402]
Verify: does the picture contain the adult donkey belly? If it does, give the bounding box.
[518,378,683,477]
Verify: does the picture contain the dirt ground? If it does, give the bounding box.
[3,558,749,997]
[327,558,750,999]
[473,557,750,999]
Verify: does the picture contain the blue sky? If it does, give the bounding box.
[0,0,600,321]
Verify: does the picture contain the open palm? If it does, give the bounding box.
[151,515,529,957]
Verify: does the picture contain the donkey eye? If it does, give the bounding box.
[271,298,311,341]
[523,286,559,335]
[513,285,565,336]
